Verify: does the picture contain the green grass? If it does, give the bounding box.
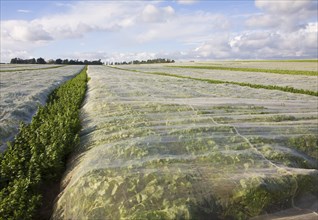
[0,66,88,219]
[169,65,318,76]
[0,65,64,72]
[111,66,318,97]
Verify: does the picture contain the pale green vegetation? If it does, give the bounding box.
[0,60,317,219]
[169,65,318,76]
[0,65,85,150]
[0,65,64,72]
[53,66,318,219]
[113,66,318,96]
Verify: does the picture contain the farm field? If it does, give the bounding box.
[0,65,84,151]
[175,60,318,71]
[0,64,63,71]
[118,62,318,92]
[53,64,318,219]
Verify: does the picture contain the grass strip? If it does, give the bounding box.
[0,66,88,219]
[0,65,64,72]
[169,65,318,76]
[111,66,318,96]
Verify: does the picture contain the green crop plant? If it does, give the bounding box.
[287,135,318,160]
[0,66,88,219]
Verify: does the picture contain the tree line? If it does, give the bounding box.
[108,58,175,65]
[10,57,103,65]
[10,57,175,65]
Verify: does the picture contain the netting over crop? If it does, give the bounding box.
[120,64,318,92]
[0,65,84,151]
[53,65,318,219]
[0,64,62,71]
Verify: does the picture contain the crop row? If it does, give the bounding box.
[170,65,318,76]
[53,66,318,219]
[112,67,318,96]
[0,65,63,72]
[0,67,88,219]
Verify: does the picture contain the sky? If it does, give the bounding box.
[1,0,317,63]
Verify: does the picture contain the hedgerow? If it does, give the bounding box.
[0,66,88,219]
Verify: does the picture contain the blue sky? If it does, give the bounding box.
[1,0,317,63]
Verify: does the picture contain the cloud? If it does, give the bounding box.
[246,0,318,31]
[194,34,232,59]
[0,49,32,63]
[176,0,198,5]
[17,9,31,13]
[193,22,318,60]
[245,14,282,29]
[65,51,158,63]
[140,5,175,23]
[1,0,317,62]
[2,2,145,43]
[47,21,318,64]
[137,12,230,43]
[255,0,316,14]
[2,20,53,42]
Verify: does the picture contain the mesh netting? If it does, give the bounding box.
[53,65,318,219]
[0,65,84,151]
[119,64,318,92]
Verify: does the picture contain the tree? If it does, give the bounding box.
[10,58,18,64]
[55,59,62,64]
[47,59,55,64]
[36,57,46,64]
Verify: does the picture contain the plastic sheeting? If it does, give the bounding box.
[0,65,84,151]
[53,65,318,219]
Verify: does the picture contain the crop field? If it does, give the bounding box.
[0,64,63,72]
[0,65,84,151]
[52,64,318,219]
[118,62,318,93]
[174,60,318,71]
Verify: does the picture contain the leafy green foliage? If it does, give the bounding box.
[0,66,87,219]
[225,175,297,219]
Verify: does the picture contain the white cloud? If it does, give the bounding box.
[194,34,232,58]
[66,51,159,63]
[140,5,175,23]
[176,0,198,5]
[255,0,316,14]
[247,0,318,31]
[3,20,53,42]
[0,49,32,63]
[194,22,318,60]
[17,9,31,13]
[1,0,317,62]
[137,12,230,43]
[246,14,281,29]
